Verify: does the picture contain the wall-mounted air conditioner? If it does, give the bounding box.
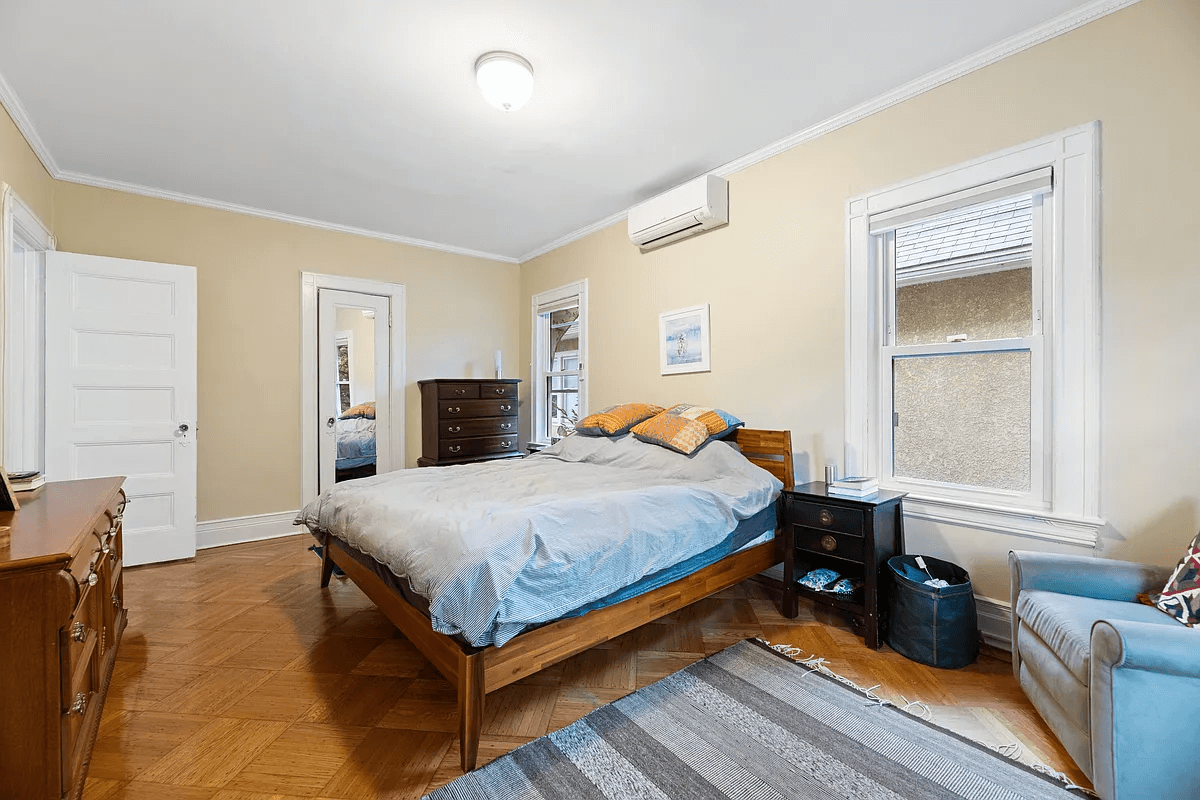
[628,174,728,251]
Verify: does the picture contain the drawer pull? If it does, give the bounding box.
[500,404,512,412]
[500,440,511,448]
[500,422,511,430]
[87,572,99,587]
[448,425,462,433]
[494,387,505,395]
[448,406,461,414]
[448,445,462,454]
[455,388,466,395]
[113,595,120,609]
[819,510,834,526]
[71,622,88,642]
[67,692,87,717]
[821,535,838,552]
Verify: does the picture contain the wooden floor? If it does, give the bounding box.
[83,533,1089,800]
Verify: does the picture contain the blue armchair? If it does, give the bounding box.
[1009,550,1200,800]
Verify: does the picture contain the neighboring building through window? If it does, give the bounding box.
[845,124,1102,545]
[532,280,588,445]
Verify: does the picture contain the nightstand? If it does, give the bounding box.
[781,482,906,649]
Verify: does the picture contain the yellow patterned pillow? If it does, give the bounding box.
[575,403,664,437]
[630,413,711,455]
[662,404,733,436]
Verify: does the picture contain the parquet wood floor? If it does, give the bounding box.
[82,533,1090,799]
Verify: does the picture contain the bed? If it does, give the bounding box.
[335,403,376,481]
[297,426,793,772]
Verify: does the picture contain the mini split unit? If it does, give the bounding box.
[628,174,729,250]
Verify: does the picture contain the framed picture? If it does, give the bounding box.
[659,304,710,375]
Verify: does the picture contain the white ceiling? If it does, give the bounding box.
[0,1,1112,262]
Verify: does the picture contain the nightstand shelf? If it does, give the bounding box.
[782,482,906,649]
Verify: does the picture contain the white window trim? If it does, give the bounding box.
[531,279,588,447]
[2,186,55,473]
[845,122,1103,547]
[300,272,406,505]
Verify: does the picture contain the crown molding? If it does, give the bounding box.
[55,169,520,263]
[0,67,59,177]
[517,0,1140,263]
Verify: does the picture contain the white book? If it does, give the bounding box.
[831,476,878,491]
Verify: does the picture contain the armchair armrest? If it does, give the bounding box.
[1009,550,1171,603]
[1090,619,1200,800]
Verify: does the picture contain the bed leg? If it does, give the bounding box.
[319,541,336,588]
[458,654,484,772]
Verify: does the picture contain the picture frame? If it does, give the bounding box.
[0,470,18,513]
[659,303,711,375]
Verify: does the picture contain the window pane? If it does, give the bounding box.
[894,195,1033,345]
[892,350,1030,491]
[337,343,349,382]
[546,306,579,371]
[545,376,579,442]
[338,384,351,413]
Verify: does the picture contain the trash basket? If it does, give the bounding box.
[886,555,978,669]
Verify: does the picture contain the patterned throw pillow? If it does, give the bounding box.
[662,404,744,439]
[1148,531,1200,626]
[574,403,664,437]
[340,401,376,420]
[630,413,710,455]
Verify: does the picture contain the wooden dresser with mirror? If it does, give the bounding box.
[0,478,127,800]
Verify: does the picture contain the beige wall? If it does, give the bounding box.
[0,105,54,228]
[520,0,1200,600]
[53,183,519,521]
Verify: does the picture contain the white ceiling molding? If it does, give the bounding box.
[54,168,520,264]
[0,67,58,177]
[517,0,1139,264]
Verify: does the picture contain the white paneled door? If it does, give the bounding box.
[45,252,198,566]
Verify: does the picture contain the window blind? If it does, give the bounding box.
[869,167,1052,235]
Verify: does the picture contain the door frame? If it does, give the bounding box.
[300,272,406,505]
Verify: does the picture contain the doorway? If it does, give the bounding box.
[300,273,406,503]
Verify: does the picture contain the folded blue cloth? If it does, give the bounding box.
[799,568,841,591]
[827,577,860,596]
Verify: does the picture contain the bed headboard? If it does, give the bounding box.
[728,428,794,488]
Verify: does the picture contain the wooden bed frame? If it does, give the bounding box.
[317,428,794,772]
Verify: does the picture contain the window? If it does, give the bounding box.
[846,124,1102,545]
[532,280,588,445]
[335,334,352,413]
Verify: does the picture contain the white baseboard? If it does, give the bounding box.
[196,510,303,550]
[976,595,1013,651]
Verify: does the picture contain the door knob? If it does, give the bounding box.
[178,423,189,434]
[326,417,335,428]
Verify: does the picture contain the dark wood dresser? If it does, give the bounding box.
[0,478,127,800]
[418,378,521,466]
[781,482,905,649]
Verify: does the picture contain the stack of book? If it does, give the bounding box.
[828,476,878,498]
[7,471,45,492]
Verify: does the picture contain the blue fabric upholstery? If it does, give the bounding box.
[1010,551,1200,800]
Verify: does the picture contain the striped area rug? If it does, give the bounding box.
[426,639,1086,800]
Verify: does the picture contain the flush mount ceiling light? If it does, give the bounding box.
[475,51,534,112]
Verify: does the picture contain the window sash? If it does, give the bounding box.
[876,193,1051,509]
[532,280,587,445]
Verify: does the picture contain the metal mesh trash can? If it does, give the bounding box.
[886,555,979,669]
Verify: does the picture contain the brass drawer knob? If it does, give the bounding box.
[87,572,99,587]
[819,509,834,526]
[113,595,120,609]
[67,692,87,716]
[821,535,838,552]
[71,622,87,642]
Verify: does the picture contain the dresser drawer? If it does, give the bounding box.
[442,417,518,439]
[440,435,519,460]
[62,681,99,797]
[63,583,100,696]
[788,498,864,537]
[439,399,518,419]
[438,382,480,399]
[793,524,865,563]
[67,533,104,588]
[479,382,517,399]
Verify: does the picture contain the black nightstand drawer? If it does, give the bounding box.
[788,498,863,536]
[793,524,864,562]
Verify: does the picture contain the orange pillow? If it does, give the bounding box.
[340,401,376,420]
[630,413,711,455]
[575,403,664,437]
